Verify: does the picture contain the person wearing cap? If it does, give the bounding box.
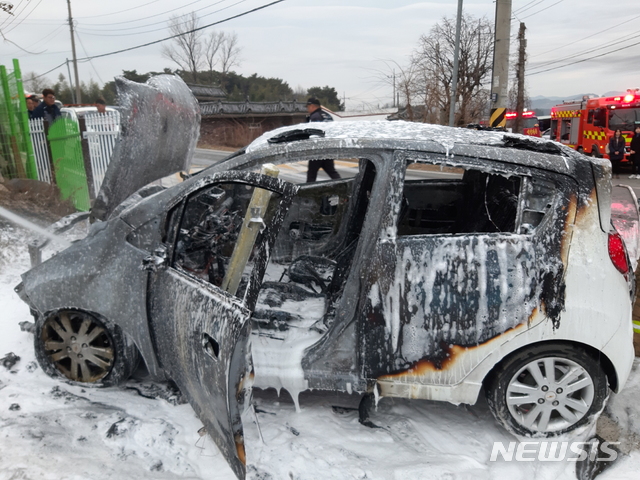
[629,124,640,178]
[305,97,341,182]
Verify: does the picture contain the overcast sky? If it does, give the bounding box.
[1,0,638,110]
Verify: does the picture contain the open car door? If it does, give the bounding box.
[146,170,297,479]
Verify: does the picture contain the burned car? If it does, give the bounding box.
[15,77,637,479]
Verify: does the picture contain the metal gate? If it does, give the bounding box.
[83,111,120,197]
[28,117,53,184]
[47,118,91,211]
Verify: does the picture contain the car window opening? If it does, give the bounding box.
[398,164,556,236]
[172,182,281,299]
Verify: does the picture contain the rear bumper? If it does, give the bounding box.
[601,314,636,392]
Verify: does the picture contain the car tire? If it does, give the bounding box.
[591,146,602,158]
[485,343,608,437]
[34,310,139,387]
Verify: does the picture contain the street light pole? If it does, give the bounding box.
[448,0,463,127]
[66,0,81,104]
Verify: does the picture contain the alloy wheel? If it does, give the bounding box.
[505,356,595,433]
[41,311,115,383]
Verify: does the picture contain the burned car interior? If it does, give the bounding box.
[171,182,283,296]
[251,159,376,334]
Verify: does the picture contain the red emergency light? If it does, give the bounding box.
[606,94,636,103]
[505,112,517,119]
[522,111,535,117]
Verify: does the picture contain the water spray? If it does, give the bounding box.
[0,206,72,248]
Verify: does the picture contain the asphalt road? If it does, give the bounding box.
[192,148,234,167]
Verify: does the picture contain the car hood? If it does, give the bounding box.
[90,75,200,222]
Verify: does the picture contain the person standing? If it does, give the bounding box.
[305,97,341,183]
[630,124,640,178]
[608,129,626,178]
[31,88,61,124]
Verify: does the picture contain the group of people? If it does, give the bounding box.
[609,126,640,178]
[26,89,60,123]
[25,88,109,123]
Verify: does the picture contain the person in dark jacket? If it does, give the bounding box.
[630,125,640,178]
[30,88,61,124]
[26,95,40,119]
[608,129,626,177]
[305,97,341,182]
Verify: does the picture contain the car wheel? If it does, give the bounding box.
[591,146,602,158]
[34,310,139,387]
[485,343,608,437]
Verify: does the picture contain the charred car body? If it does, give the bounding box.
[15,76,637,479]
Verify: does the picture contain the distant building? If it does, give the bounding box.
[186,84,227,102]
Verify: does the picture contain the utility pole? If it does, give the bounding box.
[449,0,463,127]
[513,22,527,134]
[489,0,512,128]
[65,59,75,104]
[66,0,81,104]
[392,69,396,108]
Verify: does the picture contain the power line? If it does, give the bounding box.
[513,0,546,15]
[76,0,284,61]
[21,22,67,51]
[529,12,640,59]
[78,0,207,28]
[518,0,564,21]
[526,38,640,76]
[529,29,640,71]
[76,0,164,20]
[4,0,44,34]
[76,0,245,37]
[32,61,69,80]
[0,0,27,28]
[75,28,104,84]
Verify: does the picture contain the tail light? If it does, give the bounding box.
[608,231,630,275]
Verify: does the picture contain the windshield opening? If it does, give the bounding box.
[608,107,640,132]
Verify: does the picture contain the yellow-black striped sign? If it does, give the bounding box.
[490,108,506,128]
[583,131,607,141]
[552,110,581,118]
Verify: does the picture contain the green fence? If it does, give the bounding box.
[48,118,91,211]
[0,59,37,180]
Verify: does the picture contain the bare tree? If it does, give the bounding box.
[22,71,49,94]
[204,31,225,82]
[161,12,203,83]
[413,13,493,125]
[219,32,242,75]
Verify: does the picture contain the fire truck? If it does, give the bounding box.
[505,110,541,137]
[550,90,640,159]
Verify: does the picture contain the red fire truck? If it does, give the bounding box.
[505,110,541,137]
[550,91,640,159]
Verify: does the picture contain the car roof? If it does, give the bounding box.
[243,120,604,176]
